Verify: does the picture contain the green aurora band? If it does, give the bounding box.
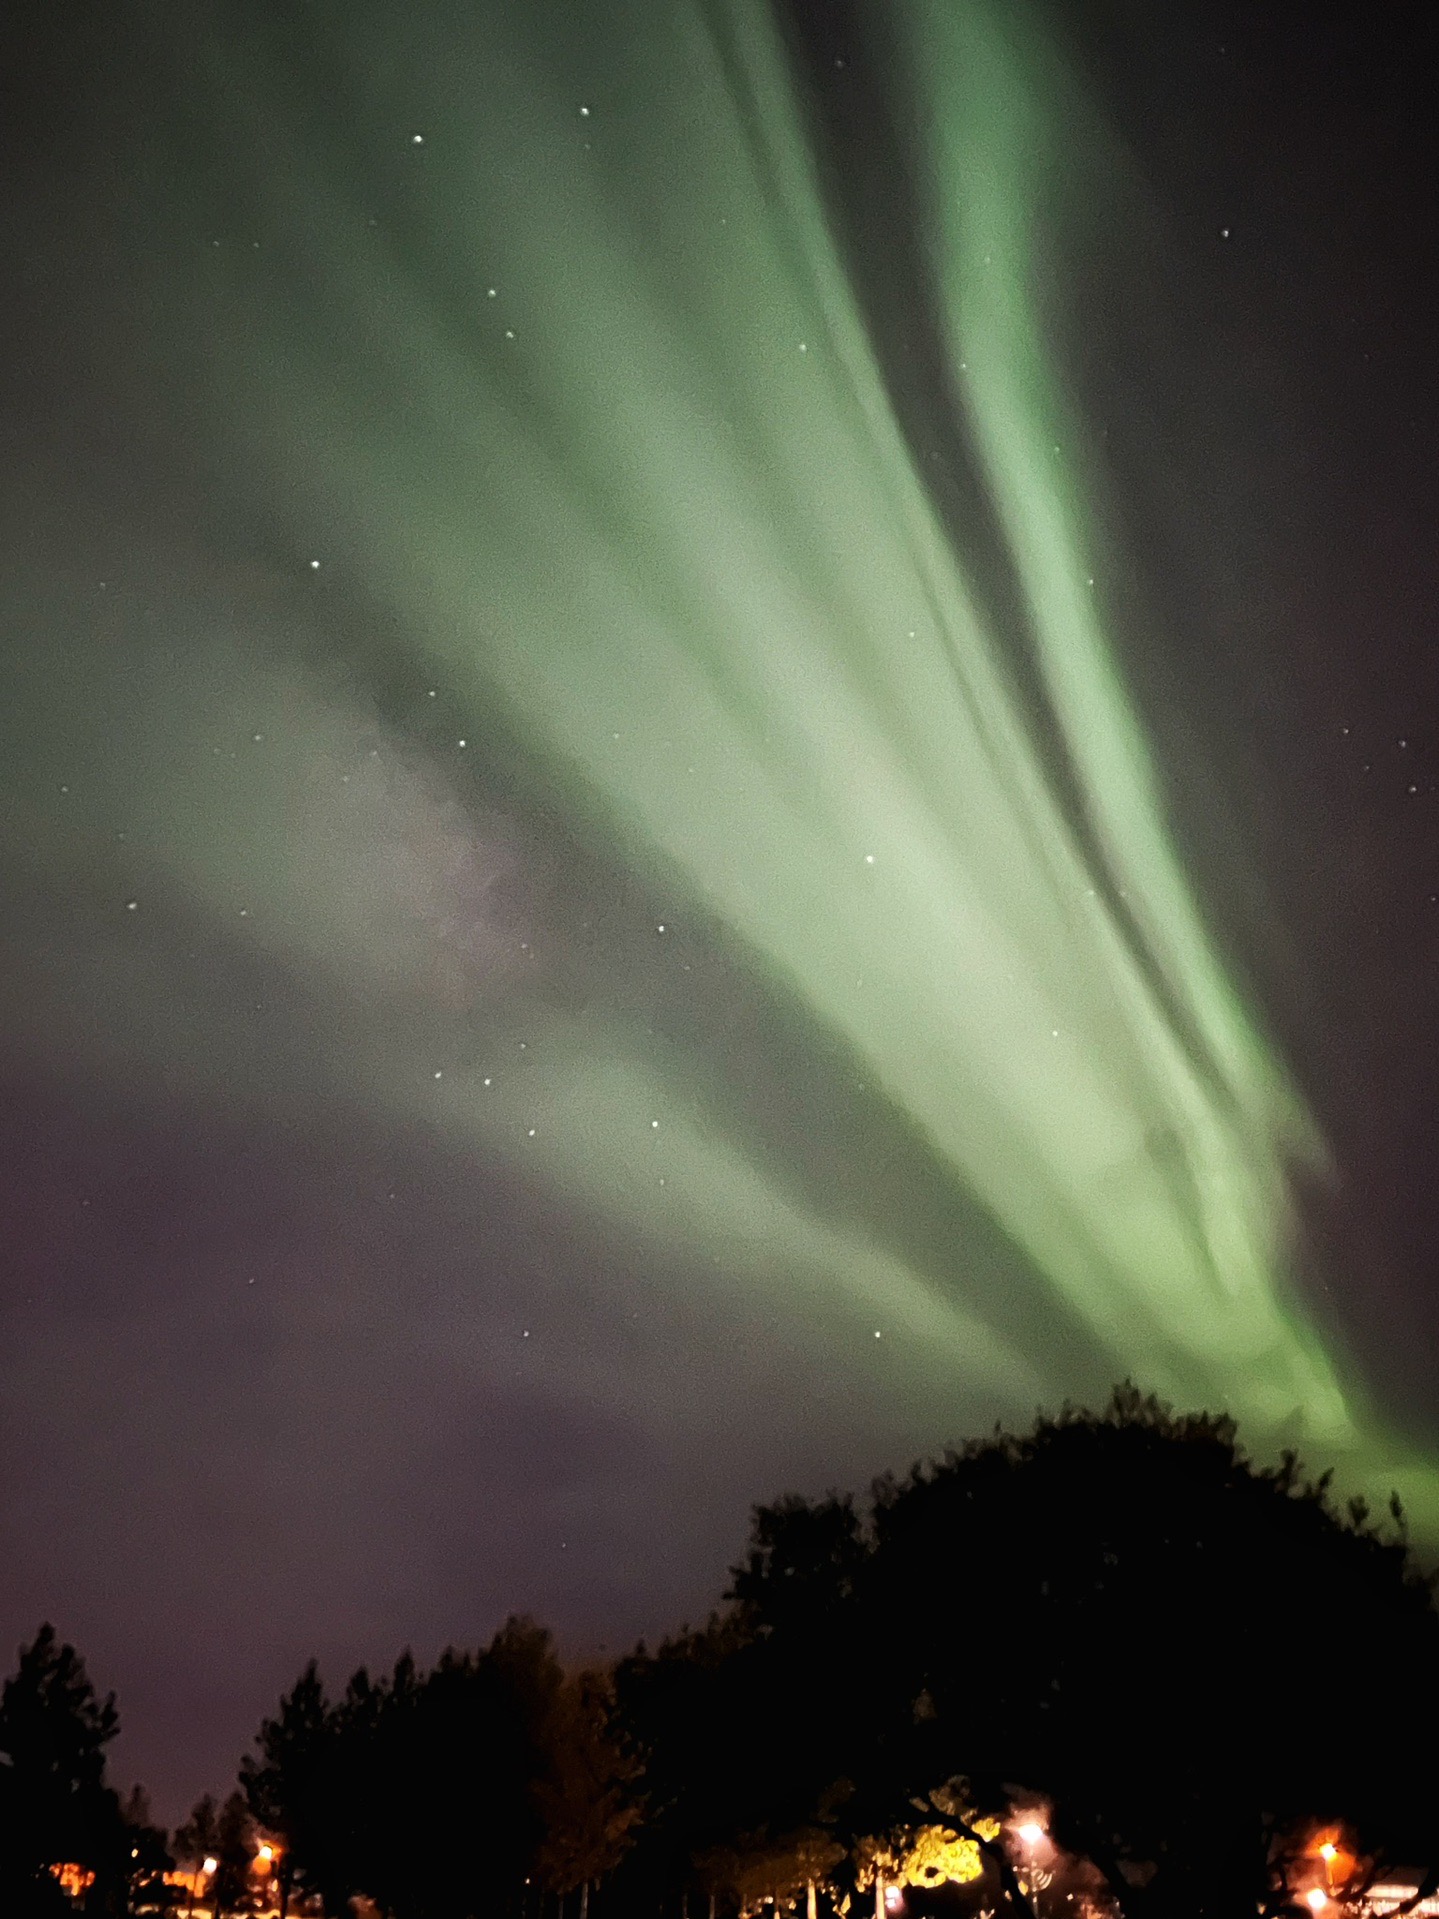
[142,0,1439,1512]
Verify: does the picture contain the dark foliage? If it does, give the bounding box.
[242,1616,633,1919]
[174,1789,255,1918]
[211,1385,1439,1919]
[0,1624,138,1916]
[611,1387,1439,1919]
[862,1386,1439,1919]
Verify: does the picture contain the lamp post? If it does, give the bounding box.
[1013,1820,1051,1919]
[255,1843,275,1917]
[185,1856,218,1919]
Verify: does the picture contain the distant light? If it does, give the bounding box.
[203,1858,218,1875]
[258,1845,274,1862]
[1307,1892,1329,1912]
[884,1889,903,1912]
[1017,1823,1046,1847]
[1320,1846,1338,1864]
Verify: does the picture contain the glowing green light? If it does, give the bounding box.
[103,0,1439,1519]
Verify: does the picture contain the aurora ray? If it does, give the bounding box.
[81,0,1438,1514]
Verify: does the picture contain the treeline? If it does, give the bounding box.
[239,1388,1439,1919]
[0,1625,171,1916]
[241,1621,636,1919]
[8,1388,1439,1919]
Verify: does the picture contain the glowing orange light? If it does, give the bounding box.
[1320,1846,1338,1864]
[1016,1823,1046,1847]
[257,1844,274,1862]
[202,1857,218,1875]
[1306,1891,1329,1911]
[50,1864,97,1899]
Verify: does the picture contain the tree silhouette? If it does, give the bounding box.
[234,1386,1439,1919]
[533,1668,642,1916]
[612,1611,760,1910]
[611,1388,1439,1919]
[118,1785,175,1914]
[241,1662,348,1918]
[380,1619,562,1918]
[861,1385,1439,1919]
[172,1792,223,1918]
[213,1790,255,1918]
[694,1824,846,1919]
[609,1493,882,1914]
[244,1616,575,1919]
[0,1624,127,1916]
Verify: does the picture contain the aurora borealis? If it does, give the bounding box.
[4,0,1439,1815]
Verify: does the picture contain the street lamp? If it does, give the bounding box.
[186,1856,219,1919]
[1012,1815,1052,1917]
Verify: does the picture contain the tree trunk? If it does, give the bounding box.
[808,1881,817,1919]
[580,1885,590,1919]
[874,1872,885,1919]
[709,1896,716,1919]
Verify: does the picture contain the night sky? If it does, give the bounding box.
[3,0,1437,1820]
